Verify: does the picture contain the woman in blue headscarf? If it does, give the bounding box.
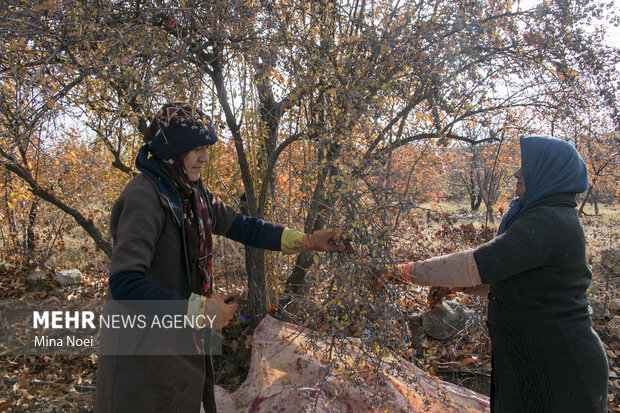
[386,136,608,412]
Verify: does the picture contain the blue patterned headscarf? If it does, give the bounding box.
[497,136,589,235]
[143,102,217,160]
[135,102,218,227]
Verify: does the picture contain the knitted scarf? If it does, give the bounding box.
[155,156,214,296]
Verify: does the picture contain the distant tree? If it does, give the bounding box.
[579,128,620,215]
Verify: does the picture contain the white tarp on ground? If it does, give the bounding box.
[213,315,490,412]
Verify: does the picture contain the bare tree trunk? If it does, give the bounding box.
[207,56,269,326]
[245,247,266,325]
[593,188,600,215]
[25,198,38,255]
[284,139,335,295]
[578,182,595,216]
[3,170,18,253]
[285,217,325,295]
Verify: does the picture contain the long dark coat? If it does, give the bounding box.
[474,193,608,412]
[94,174,238,413]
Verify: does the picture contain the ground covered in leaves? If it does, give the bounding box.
[0,205,618,412]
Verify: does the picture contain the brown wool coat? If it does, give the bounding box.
[95,174,238,413]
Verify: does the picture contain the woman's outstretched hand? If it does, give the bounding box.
[206,292,238,328]
[301,229,354,253]
[367,263,412,291]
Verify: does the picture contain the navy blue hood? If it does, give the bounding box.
[497,135,589,234]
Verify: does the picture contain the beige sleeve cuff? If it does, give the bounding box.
[187,293,207,329]
[281,228,304,255]
[408,249,482,287]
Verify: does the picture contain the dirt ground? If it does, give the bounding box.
[0,203,618,412]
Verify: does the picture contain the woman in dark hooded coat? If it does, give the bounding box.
[386,135,608,412]
[94,103,351,413]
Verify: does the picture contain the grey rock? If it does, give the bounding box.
[0,262,16,272]
[611,298,620,312]
[601,247,620,276]
[26,271,45,286]
[610,316,620,341]
[55,269,82,286]
[589,298,610,320]
[422,300,473,340]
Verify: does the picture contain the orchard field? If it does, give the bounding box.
[1,0,620,411]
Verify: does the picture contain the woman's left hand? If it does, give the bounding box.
[206,292,238,328]
[427,286,460,309]
[301,228,354,253]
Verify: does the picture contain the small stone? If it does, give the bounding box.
[55,269,82,286]
[422,300,473,340]
[609,316,620,341]
[611,299,620,312]
[0,262,16,272]
[26,271,45,286]
[601,247,620,276]
[589,298,610,320]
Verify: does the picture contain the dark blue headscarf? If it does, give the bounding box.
[144,103,217,160]
[135,103,218,227]
[497,135,589,234]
